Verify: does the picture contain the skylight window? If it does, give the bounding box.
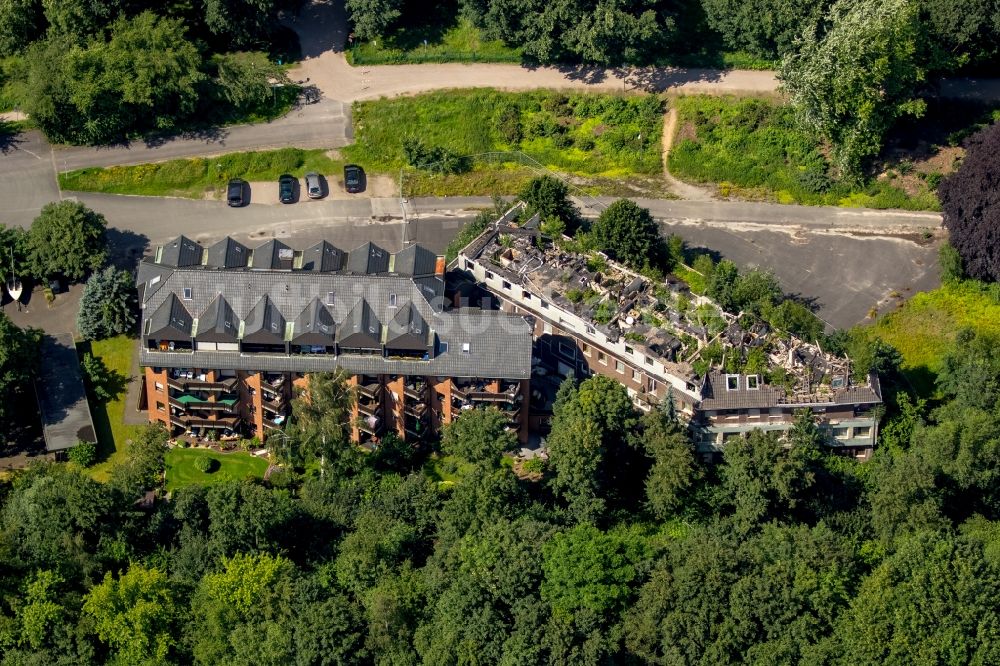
[182,287,192,300]
[726,375,739,391]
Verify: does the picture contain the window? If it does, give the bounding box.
[598,351,607,365]
[522,290,531,299]
[557,341,576,359]
[154,382,164,391]
[439,342,449,353]
[502,280,512,291]
[156,401,166,412]
[615,360,625,373]
[648,379,658,392]
[485,271,494,280]
[585,325,596,335]
[326,291,335,305]
[182,287,192,300]
[632,369,640,381]
[746,375,759,390]
[462,343,470,354]
[832,426,849,439]
[853,426,872,438]
[465,260,474,270]
[625,345,634,355]
[726,375,739,391]
[540,300,548,309]
[543,322,552,335]
[582,343,591,357]
[389,293,397,307]
[645,356,653,366]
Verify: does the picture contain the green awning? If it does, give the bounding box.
[176,394,200,404]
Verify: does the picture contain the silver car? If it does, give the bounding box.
[305,172,323,199]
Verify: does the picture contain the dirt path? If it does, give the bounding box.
[661,107,715,201]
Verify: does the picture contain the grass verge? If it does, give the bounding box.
[164,447,268,491]
[668,95,944,211]
[856,280,1000,398]
[80,335,140,482]
[344,88,665,196]
[59,148,340,198]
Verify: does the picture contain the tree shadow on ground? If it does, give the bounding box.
[105,228,149,271]
[0,120,25,154]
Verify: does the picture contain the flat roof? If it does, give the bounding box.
[35,333,96,452]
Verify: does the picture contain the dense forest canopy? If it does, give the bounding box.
[1,318,999,663]
[0,0,299,144]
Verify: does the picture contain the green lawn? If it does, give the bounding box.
[343,89,664,195]
[857,280,1000,398]
[59,148,340,198]
[423,454,475,489]
[348,18,521,65]
[80,335,141,482]
[164,448,268,491]
[668,95,941,211]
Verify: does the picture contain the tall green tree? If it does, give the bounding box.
[41,0,126,41]
[702,0,829,59]
[779,0,927,178]
[204,0,277,49]
[83,564,177,665]
[640,406,700,520]
[27,201,106,281]
[590,198,666,270]
[345,0,402,41]
[0,313,40,434]
[212,50,290,111]
[441,407,518,468]
[0,0,44,55]
[288,370,356,469]
[77,266,137,339]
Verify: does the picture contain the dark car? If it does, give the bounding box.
[226,179,247,207]
[278,174,296,204]
[344,164,364,194]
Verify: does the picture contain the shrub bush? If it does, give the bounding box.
[68,441,97,467]
[194,455,218,474]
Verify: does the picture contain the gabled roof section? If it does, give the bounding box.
[196,294,239,342]
[242,295,287,345]
[385,302,430,351]
[206,237,249,269]
[251,239,294,270]
[301,241,345,272]
[158,235,203,267]
[136,259,174,303]
[147,293,193,341]
[292,298,337,346]
[393,244,440,277]
[336,298,382,349]
[346,242,389,274]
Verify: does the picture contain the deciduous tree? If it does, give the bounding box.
[27,201,106,281]
[590,198,666,270]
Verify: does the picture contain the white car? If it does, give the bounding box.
[305,172,323,199]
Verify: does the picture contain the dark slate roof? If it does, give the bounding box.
[346,242,389,274]
[159,235,203,267]
[147,294,193,341]
[143,309,532,379]
[292,298,337,345]
[386,302,430,350]
[196,295,239,342]
[301,241,345,272]
[252,239,294,270]
[206,237,249,269]
[699,371,882,410]
[393,244,439,277]
[135,260,174,302]
[243,295,286,344]
[337,298,381,348]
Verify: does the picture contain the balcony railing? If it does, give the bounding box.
[358,400,379,417]
[167,375,238,392]
[170,414,239,429]
[169,395,238,411]
[357,382,381,399]
[404,381,427,400]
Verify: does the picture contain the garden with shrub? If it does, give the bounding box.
[164,448,268,491]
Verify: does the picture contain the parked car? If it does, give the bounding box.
[305,172,323,199]
[343,164,365,193]
[278,174,296,204]
[226,179,247,207]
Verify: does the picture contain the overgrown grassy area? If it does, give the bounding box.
[668,96,943,210]
[344,89,665,195]
[80,335,140,482]
[164,448,268,491]
[59,148,340,198]
[423,454,475,489]
[857,280,1000,398]
[348,18,521,65]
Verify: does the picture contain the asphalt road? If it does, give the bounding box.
[2,131,61,227]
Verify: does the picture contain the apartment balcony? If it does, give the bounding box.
[358,400,380,417]
[404,380,427,400]
[170,414,240,429]
[462,380,521,403]
[404,417,428,440]
[262,393,287,411]
[357,381,381,399]
[263,416,288,430]
[359,415,384,436]
[167,374,238,392]
[169,394,239,411]
[404,400,428,418]
[261,374,287,393]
